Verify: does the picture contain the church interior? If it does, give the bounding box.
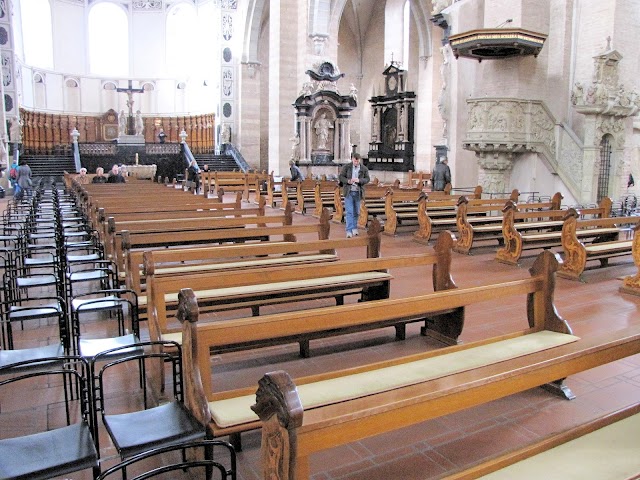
[1,0,640,479]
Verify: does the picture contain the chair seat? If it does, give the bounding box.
[0,423,98,480]
[67,253,101,263]
[16,276,59,288]
[8,303,63,319]
[105,401,205,458]
[79,333,142,359]
[72,295,122,310]
[68,270,109,282]
[0,343,65,368]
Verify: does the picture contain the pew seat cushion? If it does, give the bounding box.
[208,330,579,428]
[153,254,338,276]
[479,411,640,480]
[584,240,632,255]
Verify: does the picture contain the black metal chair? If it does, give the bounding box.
[90,341,206,462]
[0,356,100,480]
[95,439,236,480]
[70,289,140,358]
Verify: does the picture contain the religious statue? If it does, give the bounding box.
[290,133,300,161]
[299,82,314,97]
[118,109,127,136]
[431,0,451,15]
[134,110,144,136]
[349,83,358,103]
[571,82,584,106]
[313,113,333,150]
[9,116,22,143]
[220,124,231,144]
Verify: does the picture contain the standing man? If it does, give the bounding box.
[339,153,370,237]
[432,157,451,191]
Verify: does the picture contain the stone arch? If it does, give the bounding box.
[242,0,268,63]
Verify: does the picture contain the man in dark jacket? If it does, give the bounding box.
[432,158,451,191]
[339,153,370,237]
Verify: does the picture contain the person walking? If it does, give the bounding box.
[432,158,451,191]
[15,159,32,201]
[339,153,369,238]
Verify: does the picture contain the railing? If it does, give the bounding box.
[223,143,250,172]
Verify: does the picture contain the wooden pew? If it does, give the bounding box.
[294,179,338,215]
[453,192,561,254]
[250,252,640,479]
[311,181,340,217]
[115,205,330,285]
[557,208,640,280]
[129,217,380,299]
[413,192,521,244]
[620,224,640,296]
[177,233,457,448]
[404,170,431,189]
[145,223,389,346]
[384,186,484,235]
[496,198,612,265]
[446,403,640,479]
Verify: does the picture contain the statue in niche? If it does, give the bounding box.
[571,82,584,105]
[118,109,127,136]
[290,133,300,161]
[9,116,22,143]
[349,83,358,103]
[220,124,231,144]
[314,113,333,150]
[134,110,144,136]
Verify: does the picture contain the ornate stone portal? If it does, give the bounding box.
[292,61,356,165]
[571,43,639,203]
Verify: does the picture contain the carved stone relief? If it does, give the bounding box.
[558,131,583,190]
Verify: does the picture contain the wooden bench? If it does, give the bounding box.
[176,233,458,446]
[248,251,640,479]
[404,170,431,189]
[620,224,640,297]
[384,186,485,235]
[311,181,339,217]
[129,218,381,299]
[557,208,640,280]
[412,191,519,244]
[156,246,456,356]
[496,198,613,265]
[453,192,561,254]
[295,179,338,215]
[115,206,330,286]
[202,171,248,199]
[446,403,640,479]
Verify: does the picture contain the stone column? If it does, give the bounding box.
[239,62,262,169]
[268,0,300,176]
[477,153,514,196]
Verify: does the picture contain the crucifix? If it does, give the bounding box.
[116,80,145,135]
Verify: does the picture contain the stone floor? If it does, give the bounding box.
[2,192,640,479]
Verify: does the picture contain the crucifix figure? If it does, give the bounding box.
[116,80,145,135]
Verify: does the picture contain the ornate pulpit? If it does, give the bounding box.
[367,63,415,172]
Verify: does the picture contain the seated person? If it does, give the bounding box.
[289,160,305,181]
[107,164,126,183]
[92,167,108,183]
[77,167,89,184]
[187,159,200,193]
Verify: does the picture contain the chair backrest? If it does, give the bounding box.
[95,439,237,480]
[0,355,99,479]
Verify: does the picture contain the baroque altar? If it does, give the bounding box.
[292,61,356,166]
[367,63,415,172]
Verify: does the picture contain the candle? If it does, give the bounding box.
[135,153,139,165]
